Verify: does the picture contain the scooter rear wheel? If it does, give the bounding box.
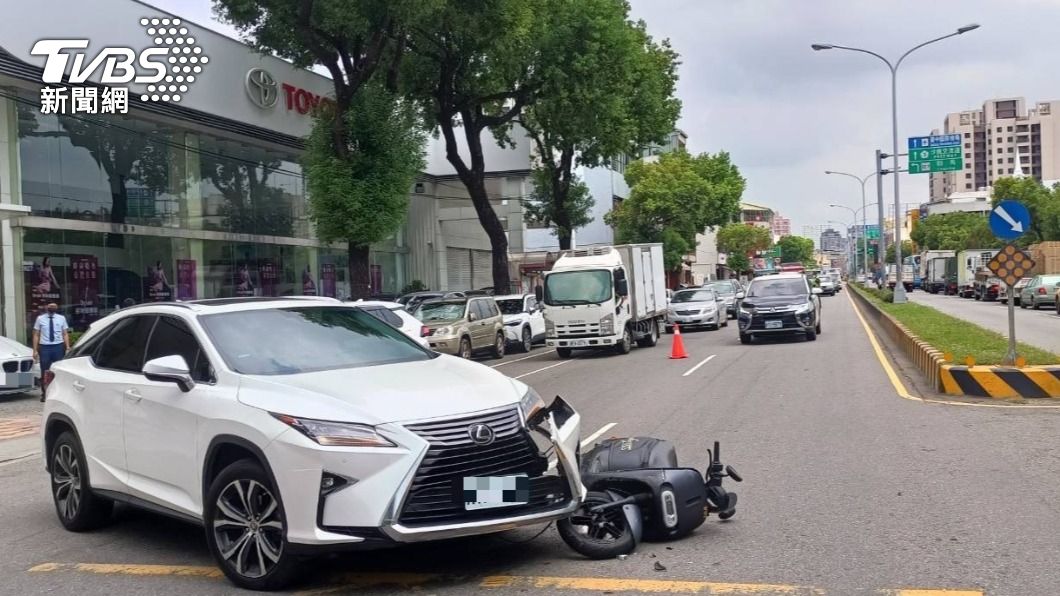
[557,491,637,559]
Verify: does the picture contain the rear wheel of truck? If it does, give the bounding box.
[636,320,659,348]
[614,327,632,355]
[556,347,573,359]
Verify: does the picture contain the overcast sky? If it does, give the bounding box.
[151,0,1060,243]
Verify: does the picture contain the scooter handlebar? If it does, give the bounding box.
[726,465,743,482]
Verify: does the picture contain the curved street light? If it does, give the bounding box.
[825,169,878,276]
[812,24,980,302]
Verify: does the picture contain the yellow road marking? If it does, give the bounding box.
[26,564,982,595]
[847,291,1060,409]
[845,290,919,402]
[481,575,822,594]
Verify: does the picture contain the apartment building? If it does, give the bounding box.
[771,214,791,240]
[820,228,843,253]
[929,97,1060,201]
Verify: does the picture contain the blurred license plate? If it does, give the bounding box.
[765,319,783,329]
[462,475,529,510]
[569,339,589,347]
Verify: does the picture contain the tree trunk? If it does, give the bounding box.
[439,115,511,293]
[552,148,575,251]
[347,242,371,299]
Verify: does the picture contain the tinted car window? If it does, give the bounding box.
[672,290,716,303]
[361,306,404,328]
[201,307,431,376]
[485,300,500,318]
[145,316,212,382]
[496,299,524,315]
[67,327,109,361]
[95,315,156,373]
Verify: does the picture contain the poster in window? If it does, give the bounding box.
[145,260,172,302]
[259,259,278,297]
[321,263,336,298]
[176,259,197,300]
[302,264,316,296]
[24,256,62,334]
[70,255,100,327]
[235,253,255,297]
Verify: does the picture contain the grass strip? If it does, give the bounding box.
[851,284,1059,366]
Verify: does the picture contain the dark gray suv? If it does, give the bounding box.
[737,273,822,344]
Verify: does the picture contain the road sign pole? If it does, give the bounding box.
[1005,283,1018,366]
[875,150,885,274]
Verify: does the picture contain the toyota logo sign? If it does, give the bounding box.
[467,423,495,446]
[245,67,277,108]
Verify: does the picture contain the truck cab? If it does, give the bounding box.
[540,245,666,358]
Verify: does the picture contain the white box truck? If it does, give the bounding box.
[956,249,1000,298]
[539,244,666,358]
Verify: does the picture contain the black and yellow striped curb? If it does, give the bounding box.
[941,365,1060,399]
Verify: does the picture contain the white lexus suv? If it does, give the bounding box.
[42,297,581,590]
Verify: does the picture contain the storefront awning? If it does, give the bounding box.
[0,205,30,221]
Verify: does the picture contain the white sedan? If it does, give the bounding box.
[350,300,430,348]
[0,335,36,395]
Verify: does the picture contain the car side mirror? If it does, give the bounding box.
[143,355,195,393]
[534,286,544,302]
[735,291,745,299]
[615,279,629,297]
[811,287,823,295]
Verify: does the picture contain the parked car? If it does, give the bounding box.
[349,300,430,348]
[0,335,36,395]
[816,275,836,296]
[666,288,728,332]
[737,272,822,344]
[41,296,579,590]
[975,277,1002,302]
[998,277,1031,305]
[705,281,741,319]
[494,294,545,352]
[398,291,466,314]
[1019,275,1060,310]
[416,297,505,359]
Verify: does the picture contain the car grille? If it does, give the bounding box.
[20,359,33,372]
[749,312,800,330]
[675,310,701,316]
[2,361,16,373]
[398,408,570,526]
[556,323,600,337]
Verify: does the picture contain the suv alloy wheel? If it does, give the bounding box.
[520,326,532,353]
[49,431,113,531]
[205,460,299,591]
[491,332,506,359]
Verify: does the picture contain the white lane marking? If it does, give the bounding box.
[0,451,40,467]
[490,349,556,368]
[580,422,617,449]
[513,360,571,379]
[682,354,717,377]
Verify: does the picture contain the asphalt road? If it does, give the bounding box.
[3,293,1060,595]
[907,290,1060,355]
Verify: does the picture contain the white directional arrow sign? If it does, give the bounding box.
[993,205,1023,233]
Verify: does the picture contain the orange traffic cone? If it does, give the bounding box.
[670,323,689,359]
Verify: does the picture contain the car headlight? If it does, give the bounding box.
[433,326,452,336]
[272,414,396,448]
[518,387,546,421]
[794,301,814,314]
[504,320,521,327]
[702,305,716,313]
[600,313,614,335]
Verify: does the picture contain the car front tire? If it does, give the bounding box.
[459,337,472,359]
[205,460,300,591]
[739,332,752,345]
[50,431,113,532]
[805,328,817,341]
[614,326,632,355]
[519,327,532,353]
[556,347,573,359]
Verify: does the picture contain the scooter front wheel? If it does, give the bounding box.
[557,491,637,559]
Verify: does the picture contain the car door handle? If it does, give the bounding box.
[72,381,86,392]
[124,389,142,403]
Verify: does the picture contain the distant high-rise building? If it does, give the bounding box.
[820,228,843,253]
[929,97,1060,201]
[771,214,791,239]
[642,129,688,158]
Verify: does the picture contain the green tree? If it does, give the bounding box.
[519,0,680,249]
[991,177,1053,244]
[884,239,915,264]
[303,84,425,298]
[606,151,745,272]
[401,0,552,293]
[715,223,772,275]
[775,235,815,266]
[215,0,426,298]
[910,212,1000,251]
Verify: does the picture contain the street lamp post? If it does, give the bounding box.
[827,204,858,276]
[813,24,980,303]
[826,219,855,276]
[826,169,877,276]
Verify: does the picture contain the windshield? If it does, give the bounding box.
[747,278,808,298]
[200,307,431,375]
[416,302,467,322]
[544,270,612,305]
[672,290,715,303]
[496,299,525,315]
[708,283,734,295]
